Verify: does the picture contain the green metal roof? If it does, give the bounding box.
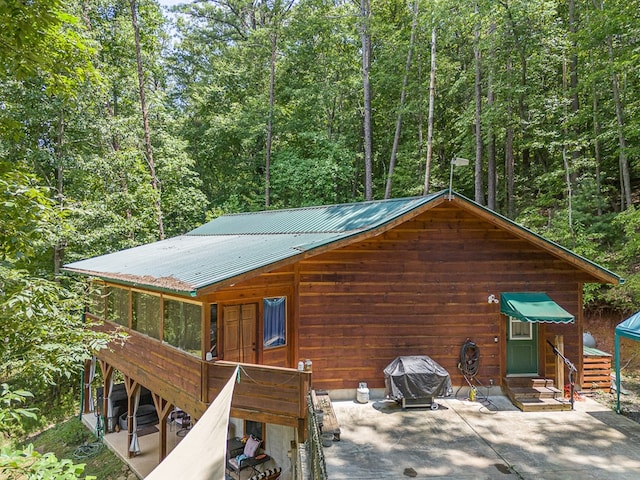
[583,346,611,357]
[63,190,623,296]
[63,193,443,295]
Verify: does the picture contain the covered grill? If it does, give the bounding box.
[384,355,452,409]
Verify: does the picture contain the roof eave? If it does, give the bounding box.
[63,268,199,297]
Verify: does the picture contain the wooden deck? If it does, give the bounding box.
[89,319,311,432]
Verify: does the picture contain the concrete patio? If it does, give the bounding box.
[324,394,640,479]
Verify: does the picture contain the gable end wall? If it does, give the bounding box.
[296,205,592,390]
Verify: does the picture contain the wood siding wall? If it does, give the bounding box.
[202,269,296,368]
[296,205,595,391]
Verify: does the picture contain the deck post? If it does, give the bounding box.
[554,335,565,391]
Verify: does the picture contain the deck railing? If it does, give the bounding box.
[89,319,311,428]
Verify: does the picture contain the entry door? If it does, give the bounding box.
[223,304,257,363]
[506,317,538,375]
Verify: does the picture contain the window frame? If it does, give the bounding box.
[509,316,533,340]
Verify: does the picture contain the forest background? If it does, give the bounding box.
[1,0,640,476]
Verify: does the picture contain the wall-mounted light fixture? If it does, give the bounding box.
[487,294,499,304]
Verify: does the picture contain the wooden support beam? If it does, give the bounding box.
[99,361,114,432]
[82,359,91,414]
[124,376,140,459]
[555,335,565,392]
[152,393,174,462]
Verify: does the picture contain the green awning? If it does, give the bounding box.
[500,292,575,324]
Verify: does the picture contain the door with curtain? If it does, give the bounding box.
[223,304,257,363]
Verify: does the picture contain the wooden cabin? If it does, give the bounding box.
[65,191,621,469]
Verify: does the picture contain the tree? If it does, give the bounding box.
[473,1,484,204]
[0,166,109,432]
[360,0,373,200]
[423,26,437,195]
[384,0,419,199]
[130,0,165,238]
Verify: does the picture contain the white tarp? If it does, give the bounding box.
[146,366,238,480]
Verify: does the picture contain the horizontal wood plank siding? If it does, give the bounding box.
[582,354,612,392]
[208,361,310,427]
[90,319,310,425]
[92,319,203,415]
[297,205,588,391]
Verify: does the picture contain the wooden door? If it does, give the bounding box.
[506,317,538,375]
[223,304,257,363]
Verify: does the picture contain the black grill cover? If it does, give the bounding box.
[384,355,452,400]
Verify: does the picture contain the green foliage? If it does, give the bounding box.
[0,163,109,440]
[0,0,97,98]
[0,166,54,265]
[0,386,37,430]
[270,133,357,207]
[19,417,128,479]
[0,444,93,480]
[614,206,640,267]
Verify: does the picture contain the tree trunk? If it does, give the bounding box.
[562,57,574,238]
[53,111,65,278]
[385,0,419,199]
[360,0,373,200]
[487,64,496,211]
[416,50,424,166]
[130,0,164,239]
[592,0,631,209]
[568,0,580,163]
[608,40,632,210]
[592,88,603,216]
[423,27,436,196]
[265,31,277,208]
[473,2,484,204]
[505,58,515,218]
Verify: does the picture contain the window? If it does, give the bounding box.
[245,420,264,443]
[132,291,161,339]
[163,299,202,356]
[263,297,286,348]
[107,286,129,327]
[89,283,106,319]
[509,317,533,340]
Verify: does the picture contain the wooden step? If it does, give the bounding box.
[504,376,555,388]
[504,376,568,411]
[508,386,560,399]
[508,395,572,412]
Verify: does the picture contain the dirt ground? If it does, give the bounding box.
[591,371,640,423]
[584,311,640,423]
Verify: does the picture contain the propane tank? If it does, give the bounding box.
[356,382,370,403]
